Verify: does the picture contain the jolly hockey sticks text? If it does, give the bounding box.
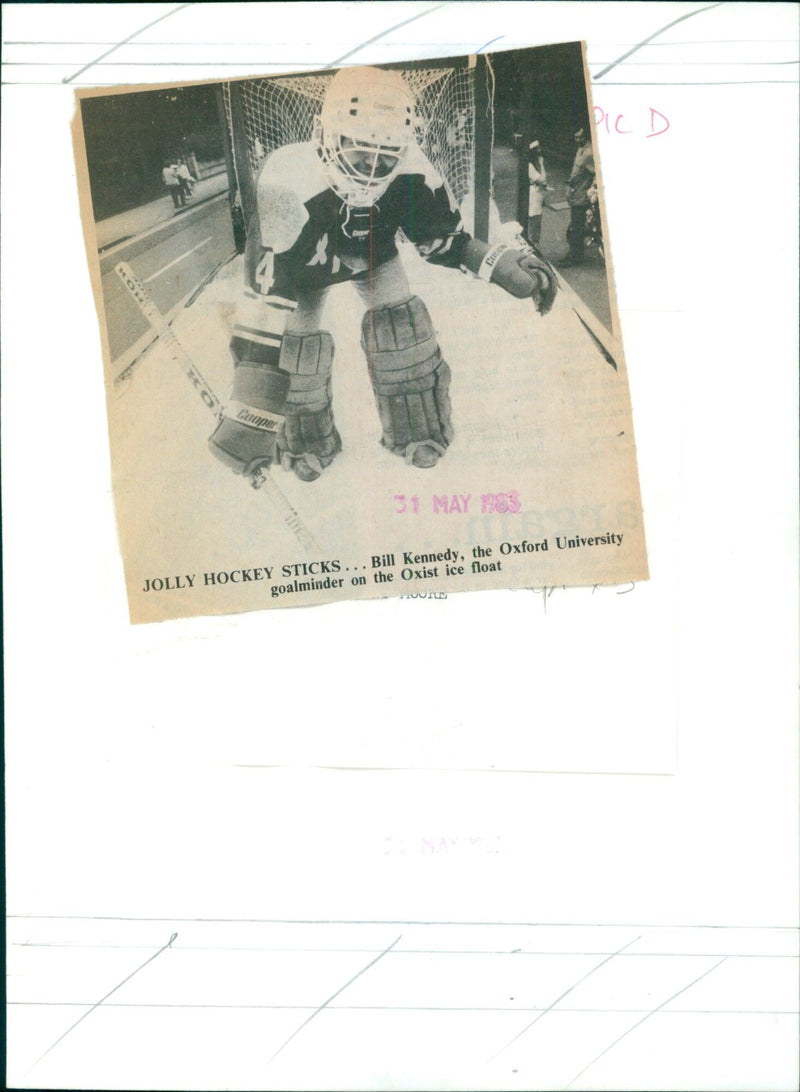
[115,261,318,553]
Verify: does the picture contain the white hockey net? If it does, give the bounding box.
[222,63,477,210]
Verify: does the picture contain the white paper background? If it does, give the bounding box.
[3,4,798,1090]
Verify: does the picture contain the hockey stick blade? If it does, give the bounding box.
[114,261,319,553]
[520,238,621,371]
[555,272,620,371]
[573,312,618,370]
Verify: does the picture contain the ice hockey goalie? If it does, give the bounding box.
[210,66,558,482]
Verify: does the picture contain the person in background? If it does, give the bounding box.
[162,160,184,208]
[584,180,604,260]
[527,139,548,246]
[563,127,595,265]
[176,159,196,201]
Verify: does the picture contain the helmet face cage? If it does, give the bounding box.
[316,68,415,207]
[326,132,405,203]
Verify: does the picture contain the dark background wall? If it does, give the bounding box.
[81,84,225,221]
[490,42,591,163]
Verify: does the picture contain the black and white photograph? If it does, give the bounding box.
[75,43,648,623]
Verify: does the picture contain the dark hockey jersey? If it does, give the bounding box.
[244,140,471,299]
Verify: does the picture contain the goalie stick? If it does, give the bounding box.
[114,261,319,553]
[493,225,622,370]
[529,237,622,371]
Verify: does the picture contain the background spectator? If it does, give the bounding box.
[176,158,196,200]
[527,139,548,246]
[563,127,595,264]
[162,160,184,208]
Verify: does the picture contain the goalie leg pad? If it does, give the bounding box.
[361,296,453,466]
[275,332,341,481]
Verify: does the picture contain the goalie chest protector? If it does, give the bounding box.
[253,142,469,295]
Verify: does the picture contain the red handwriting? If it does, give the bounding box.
[593,106,670,138]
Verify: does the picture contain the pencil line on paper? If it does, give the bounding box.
[13,942,796,958]
[8,914,799,929]
[19,78,800,89]
[10,1002,798,1015]
[589,59,800,67]
[488,935,641,1061]
[3,37,794,48]
[4,40,329,46]
[8,62,337,69]
[267,934,402,1063]
[229,764,671,774]
[593,2,726,80]
[475,36,505,54]
[623,38,799,45]
[24,931,178,1075]
[563,957,728,1088]
[62,3,195,83]
[326,4,449,68]
[592,80,799,86]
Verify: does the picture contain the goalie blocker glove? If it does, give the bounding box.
[209,353,290,477]
[462,238,558,315]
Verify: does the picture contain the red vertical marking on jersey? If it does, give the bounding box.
[367,204,375,382]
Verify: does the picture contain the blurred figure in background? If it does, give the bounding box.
[563,127,595,265]
[527,139,548,246]
[584,180,604,261]
[176,158,196,201]
[162,160,184,208]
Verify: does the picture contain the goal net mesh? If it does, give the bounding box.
[222,64,478,211]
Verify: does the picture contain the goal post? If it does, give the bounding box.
[472,54,493,243]
[218,57,493,243]
[515,60,533,235]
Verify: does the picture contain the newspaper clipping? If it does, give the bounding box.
[74,42,648,624]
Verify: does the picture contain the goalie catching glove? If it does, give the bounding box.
[462,238,558,315]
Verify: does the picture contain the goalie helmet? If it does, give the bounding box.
[315,67,415,207]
